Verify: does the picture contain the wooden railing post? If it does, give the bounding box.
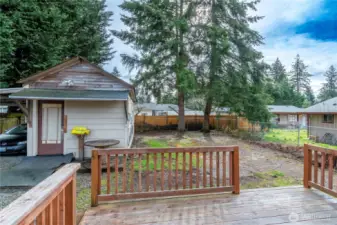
[65,174,76,225]
[91,150,99,207]
[232,146,240,194]
[303,144,312,188]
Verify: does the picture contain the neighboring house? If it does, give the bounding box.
[9,57,135,158]
[136,103,193,116]
[267,105,306,127]
[303,97,337,142]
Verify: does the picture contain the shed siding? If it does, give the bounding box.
[64,100,127,158]
[309,114,337,139]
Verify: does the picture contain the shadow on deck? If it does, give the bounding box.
[79,186,337,225]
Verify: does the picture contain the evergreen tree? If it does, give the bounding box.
[318,65,337,101]
[194,0,269,131]
[270,58,287,82]
[111,66,121,77]
[0,0,114,87]
[304,85,315,106]
[113,0,196,131]
[289,54,311,93]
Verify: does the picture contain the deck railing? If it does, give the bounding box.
[304,144,337,197]
[91,146,240,206]
[0,163,80,225]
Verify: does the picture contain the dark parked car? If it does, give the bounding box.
[0,124,27,154]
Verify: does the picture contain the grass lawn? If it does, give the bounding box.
[134,139,202,170]
[263,129,337,150]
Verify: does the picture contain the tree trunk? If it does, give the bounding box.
[177,90,185,131]
[202,97,212,132]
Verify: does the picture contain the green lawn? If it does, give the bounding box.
[263,129,337,150]
[134,139,202,171]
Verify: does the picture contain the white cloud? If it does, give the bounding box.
[259,34,337,92]
[251,0,336,93]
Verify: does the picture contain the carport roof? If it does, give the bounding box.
[9,88,129,101]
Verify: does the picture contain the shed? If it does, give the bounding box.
[9,57,135,158]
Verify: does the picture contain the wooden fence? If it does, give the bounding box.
[0,163,80,225]
[91,146,240,206]
[303,144,337,197]
[135,115,258,131]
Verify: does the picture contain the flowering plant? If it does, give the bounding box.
[71,126,90,135]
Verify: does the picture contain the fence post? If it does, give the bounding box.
[303,144,312,189]
[232,146,240,194]
[91,150,99,206]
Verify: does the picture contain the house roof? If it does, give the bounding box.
[267,105,302,113]
[137,103,192,112]
[0,88,23,94]
[303,97,337,114]
[9,89,129,101]
[17,56,134,89]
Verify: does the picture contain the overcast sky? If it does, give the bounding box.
[103,0,337,94]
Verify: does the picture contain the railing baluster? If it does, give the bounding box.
[328,154,333,189]
[229,151,233,185]
[130,154,134,192]
[189,152,193,189]
[314,151,318,183]
[59,190,65,225]
[196,152,200,188]
[122,154,127,193]
[216,151,220,187]
[161,153,165,191]
[146,153,150,192]
[106,154,111,194]
[223,151,226,186]
[115,154,119,194]
[52,194,59,224]
[321,152,326,187]
[175,152,179,190]
[138,153,142,192]
[210,152,213,187]
[203,152,206,187]
[98,155,102,195]
[168,153,172,190]
[183,152,186,189]
[153,153,157,191]
[46,203,52,225]
[36,211,45,225]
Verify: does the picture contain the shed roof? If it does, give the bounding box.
[267,105,302,113]
[303,97,337,113]
[9,89,129,101]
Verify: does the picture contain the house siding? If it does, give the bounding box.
[309,114,337,139]
[64,100,127,158]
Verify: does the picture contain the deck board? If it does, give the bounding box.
[79,186,337,225]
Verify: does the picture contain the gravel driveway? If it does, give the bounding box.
[0,155,30,210]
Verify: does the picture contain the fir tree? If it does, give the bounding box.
[113,0,196,131]
[318,65,337,101]
[304,85,315,106]
[270,58,287,82]
[0,0,114,87]
[195,0,269,131]
[289,54,311,93]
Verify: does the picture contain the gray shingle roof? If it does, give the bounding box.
[303,97,337,113]
[9,88,129,101]
[267,105,302,113]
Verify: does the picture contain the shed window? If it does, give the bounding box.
[323,114,334,123]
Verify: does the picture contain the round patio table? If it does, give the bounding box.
[84,139,120,149]
[83,139,120,170]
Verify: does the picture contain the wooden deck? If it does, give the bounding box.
[79,186,337,225]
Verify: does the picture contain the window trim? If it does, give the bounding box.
[322,114,334,124]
